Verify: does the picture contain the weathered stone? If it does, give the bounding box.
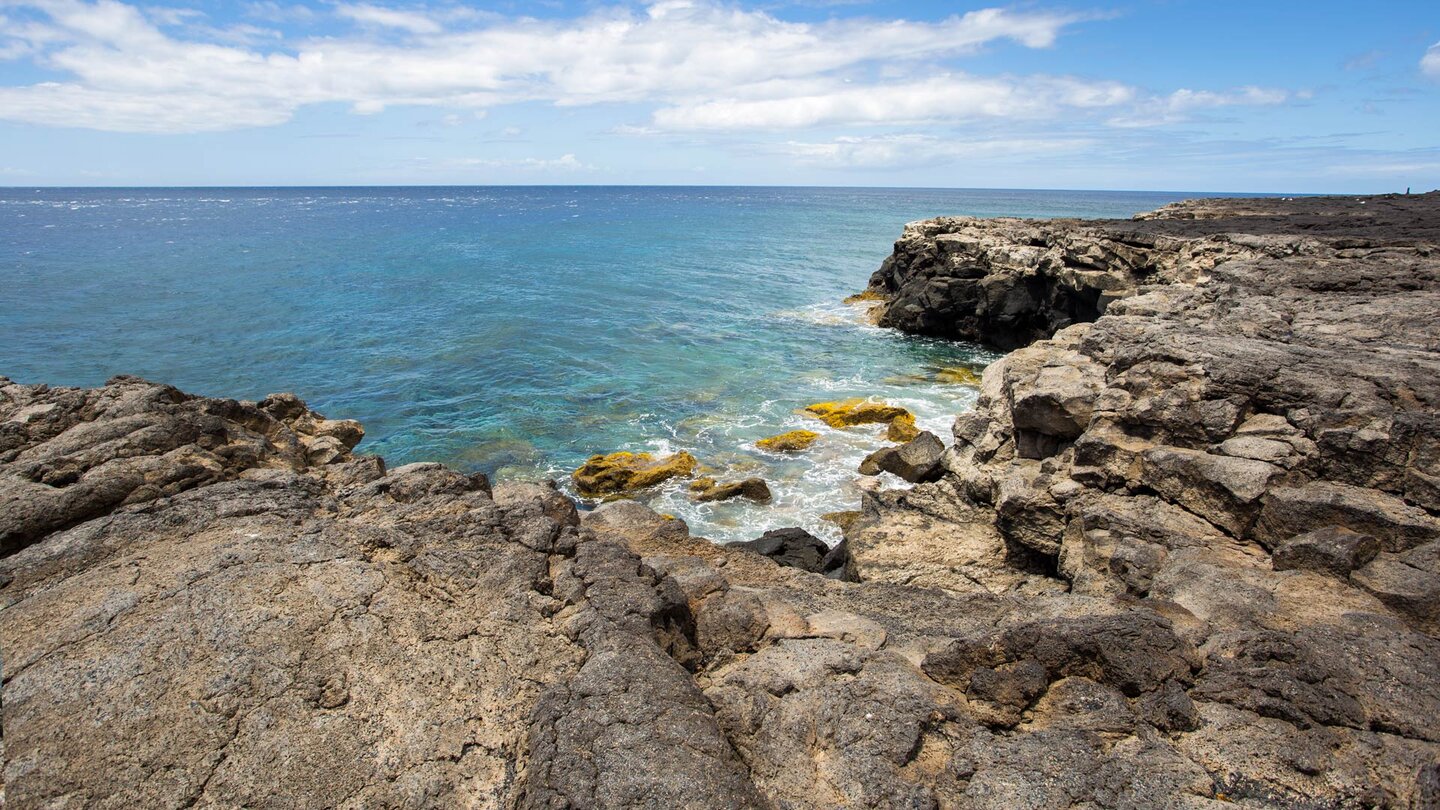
[858,430,945,483]
[1271,526,1380,577]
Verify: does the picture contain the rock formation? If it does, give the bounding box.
[4,194,1439,808]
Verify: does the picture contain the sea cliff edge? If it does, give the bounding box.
[3,193,1439,807]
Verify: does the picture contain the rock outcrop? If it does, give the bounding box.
[5,194,1439,809]
[844,192,1440,806]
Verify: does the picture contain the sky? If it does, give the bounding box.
[0,0,1437,191]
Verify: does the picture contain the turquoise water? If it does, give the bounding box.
[2,186,1209,541]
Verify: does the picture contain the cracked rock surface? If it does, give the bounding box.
[4,193,1440,809]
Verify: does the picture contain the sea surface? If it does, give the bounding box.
[2,186,1225,542]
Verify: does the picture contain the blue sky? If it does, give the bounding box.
[0,0,1437,191]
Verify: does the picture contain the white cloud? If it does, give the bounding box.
[0,0,1091,132]
[1423,42,1440,78]
[0,0,1295,140]
[654,75,1134,130]
[449,153,591,171]
[780,133,1093,169]
[1109,85,1290,127]
[335,3,441,35]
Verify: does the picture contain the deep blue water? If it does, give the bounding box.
[1,186,1225,540]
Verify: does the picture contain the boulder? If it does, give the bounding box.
[858,431,945,483]
[1270,526,1380,577]
[726,527,847,577]
[754,430,819,452]
[571,450,697,497]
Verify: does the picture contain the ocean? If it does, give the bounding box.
[2,186,1219,542]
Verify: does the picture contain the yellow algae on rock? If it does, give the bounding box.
[755,430,820,452]
[935,366,983,386]
[572,450,698,497]
[886,413,920,442]
[689,477,717,492]
[843,289,888,304]
[803,399,911,429]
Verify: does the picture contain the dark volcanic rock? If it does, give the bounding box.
[7,194,1440,809]
[727,527,830,571]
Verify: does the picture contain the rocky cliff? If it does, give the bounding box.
[4,194,1439,808]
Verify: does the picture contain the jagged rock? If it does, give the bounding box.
[802,399,910,429]
[1271,526,1380,577]
[570,450,697,497]
[690,476,773,503]
[858,430,945,483]
[8,194,1440,809]
[754,429,819,452]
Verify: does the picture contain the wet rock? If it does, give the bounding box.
[690,476,773,504]
[754,429,819,452]
[859,431,945,484]
[571,450,697,497]
[803,398,910,429]
[884,412,920,442]
[1271,526,1380,577]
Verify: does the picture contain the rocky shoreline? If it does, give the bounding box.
[4,193,1440,807]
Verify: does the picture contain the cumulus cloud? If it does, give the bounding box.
[1423,42,1440,78]
[0,0,1093,132]
[0,0,1295,137]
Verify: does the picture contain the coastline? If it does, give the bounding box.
[4,193,1439,806]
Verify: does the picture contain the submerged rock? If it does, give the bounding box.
[690,476,773,504]
[803,398,910,429]
[934,366,983,385]
[571,450,697,497]
[754,429,819,452]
